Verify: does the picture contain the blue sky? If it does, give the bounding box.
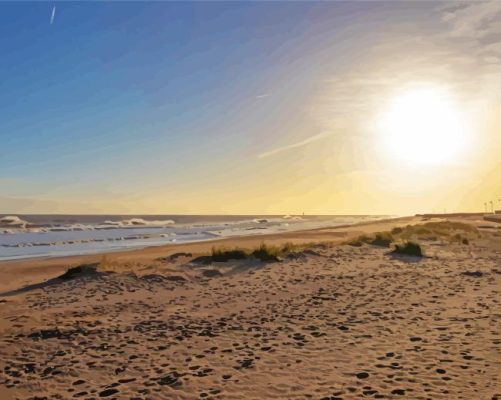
[1,3,336,175]
[1,2,373,192]
[1,2,499,214]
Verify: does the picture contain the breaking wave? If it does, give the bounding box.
[103,218,176,227]
[0,215,29,228]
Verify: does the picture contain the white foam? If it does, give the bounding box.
[0,215,29,228]
[282,215,302,220]
[103,218,175,227]
[0,215,393,261]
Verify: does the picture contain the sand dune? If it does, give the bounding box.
[0,216,500,399]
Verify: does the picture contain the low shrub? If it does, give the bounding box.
[392,241,423,257]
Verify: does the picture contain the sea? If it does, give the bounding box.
[0,214,390,261]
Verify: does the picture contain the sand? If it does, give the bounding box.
[0,216,499,399]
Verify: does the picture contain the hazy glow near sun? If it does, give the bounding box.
[379,87,468,166]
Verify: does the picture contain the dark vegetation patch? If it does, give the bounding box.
[191,255,213,265]
[211,248,248,262]
[201,269,223,278]
[392,241,423,257]
[251,243,282,262]
[391,226,403,234]
[57,264,102,280]
[368,232,393,247]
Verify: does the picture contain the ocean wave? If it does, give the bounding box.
[103,218,176,227]
[282,215,302,220]
[0,215,29,228]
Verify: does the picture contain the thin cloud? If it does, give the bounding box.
[258,131,332,159]
[442,1,501,39]
[50,6,56,25]
[255,93,270,99]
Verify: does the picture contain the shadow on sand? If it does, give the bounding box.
[387,253,427,264]
[0,263,108,297]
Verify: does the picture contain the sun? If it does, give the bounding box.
[379,86,468,166]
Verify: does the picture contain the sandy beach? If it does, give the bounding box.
[3,0,501,398]
[0,215,499,399]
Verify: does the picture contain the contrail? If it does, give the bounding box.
[258,131,333,159]
[50,6,56,25]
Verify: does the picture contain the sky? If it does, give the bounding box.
[0,1,500,215]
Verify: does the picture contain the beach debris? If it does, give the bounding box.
[157,371,183,387]
[460,271,483,278]
[28,328,69,340]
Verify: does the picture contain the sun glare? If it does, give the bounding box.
[379,87,468,166]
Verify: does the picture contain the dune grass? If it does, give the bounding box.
[369,232,394,247]
[209,242,314,263]
[345,235,371,247]
[344,221,477,255]
[96,255,120,272]
[398,221,478,240]
[251,243,282,262]
[211,247,248,262]
[345,232,393,247]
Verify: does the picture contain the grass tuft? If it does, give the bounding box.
[345,235,370,247]
[391,227,403,235]
[344,232,393,247]
[251,243,282,262]
[208,242,316,263]
[369,232,393,247]
[211,247,248,262]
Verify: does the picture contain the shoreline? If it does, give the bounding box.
[0,215,393,263]
[0,215,415,293]
[0,215,408,263]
